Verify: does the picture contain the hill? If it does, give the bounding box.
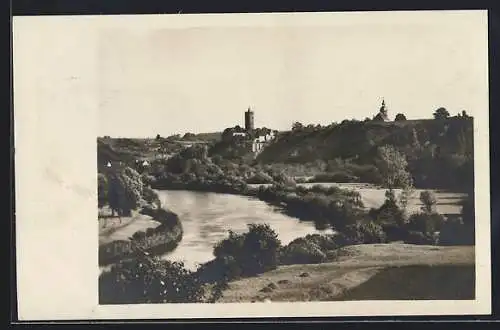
[256,117,474,191]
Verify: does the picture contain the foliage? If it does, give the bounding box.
[406,212,445,235]
[280,238,327,265]
[369,189,406,226]
[107,166,144,216]
[309,172,359,183]
[438,216,474,246]
[433,107,450,120]
[98,173,108,208]
[246,171,274,184]
[460,193,475,227]
[419,190,437,214]
[280,234,347,265]
[142,186,161,207]
[292,122,304,131]
[212,224,282,278]
[404,231,436,245]
[395,113,407,121]
[99,253,204,304]
[375,145,413,189]
[342,221,387,244]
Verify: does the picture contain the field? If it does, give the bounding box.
[218,243,475,302]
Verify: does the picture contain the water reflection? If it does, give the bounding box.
[156,190,332,270]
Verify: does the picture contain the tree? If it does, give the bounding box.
[156,134,161,140]
[292,122,304,131]
[372,113,386,122]
[107,167,144,217]
[395,113,407,121]
[98,173,108,208]
[376,145,413,189]
[433,107,450,120]
[419,190,437,214]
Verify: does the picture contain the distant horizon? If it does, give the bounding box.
[98,11,487,138]
[97,113,470,139]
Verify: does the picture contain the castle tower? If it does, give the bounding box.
[245,107,255,131]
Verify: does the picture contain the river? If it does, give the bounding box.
[156,190,333,270]
[156,184,466,270]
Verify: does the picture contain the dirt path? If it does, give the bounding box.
[218,243,474,303]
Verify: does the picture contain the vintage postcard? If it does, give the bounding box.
[14,10,491,320]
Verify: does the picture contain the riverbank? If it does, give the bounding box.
[216,243,475,302]
[98,204,183,267]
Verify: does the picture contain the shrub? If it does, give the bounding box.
[438,216,474,246]
[407,212,445,235]
[107,167,144,216]
[99,255,204,304]
[143,186,161,207]
[460,194,475,227]
[132,230,146,241]
[98,173,108,208]
[381,223,410,242]
[246,171,274,184]
[141,174,157,186]
[405,231,436,245]
[370,189,405,226]
[420,191,437,214]
[196,255,243,284]
[343,221,387,244]
[309,172,359,183]
[280,238,328,265]
[213,224,282,278]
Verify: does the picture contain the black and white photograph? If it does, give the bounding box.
[96,11,484,305]
[13,10,491,320]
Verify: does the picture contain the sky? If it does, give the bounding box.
[98,11,488,138]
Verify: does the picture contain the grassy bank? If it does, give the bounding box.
[98,206,183,266]
[217,243,475,302]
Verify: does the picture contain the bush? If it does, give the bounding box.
[370,190,405,226]
[438,217,474,246]
[420,191,437,214]
[343,221,387,244]
[246,171,274,184]
[460,194,475,227]
[145,227,156,236]
[143,186,161,206]
[99,256,204,304]
[280,238,328,265]
[405,231,436,245]
[309,172,359,183]
[107,167,144,216]
[98,173,108,208]
[132,230,146,241]
[407,212,445,235]
[213,224,282,278]
[381,223,410,242]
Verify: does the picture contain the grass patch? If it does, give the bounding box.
[335,264,475,300]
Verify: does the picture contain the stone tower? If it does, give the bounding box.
[245,107,255,131]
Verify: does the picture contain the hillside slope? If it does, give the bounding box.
[256,118,474,190]
[219,243,474,302]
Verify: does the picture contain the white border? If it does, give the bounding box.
[13,10,491,320]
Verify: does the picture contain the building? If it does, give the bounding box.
[245,107,255,131]
[373,98,389,121]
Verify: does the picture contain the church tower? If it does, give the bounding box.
[380,99,388,118]
[373,98,389,121]
[245,107,255,131]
